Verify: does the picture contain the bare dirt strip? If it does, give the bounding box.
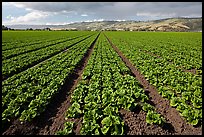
[2,33,100,135]
[2,33,96,81]
[119,109,172,135]
[104,33,202,135]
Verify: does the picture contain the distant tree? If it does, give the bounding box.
[44,27,51,31]
[8,28,14,31]
[124,28,130,31]
[2,25,14,30]
[26,28,33,31]
[2,25,8,30]
[35,29,42,31]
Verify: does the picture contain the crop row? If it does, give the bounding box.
[2,33,99,128]
[3,37,49,51]
[105,32,202,126]
[2,31,87,50]
[2,31,55,49]
[57,34,166,135]
[105,32,202,71]
[2,33,87,60]
[2,33,97,79]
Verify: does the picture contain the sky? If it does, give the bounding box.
[2,2,202,25]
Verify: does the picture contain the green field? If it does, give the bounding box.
[2,31,202,135]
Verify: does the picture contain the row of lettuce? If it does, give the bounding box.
[2,31,201,134]
[2,34,86,60]
[106,32,202,73]
[2,32,99,129]
[104,31,202,126]
[2,31,89,50]
[57,34,166,135]
[2,31,96,79]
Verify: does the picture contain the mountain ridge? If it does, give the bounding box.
[4,17,202,32]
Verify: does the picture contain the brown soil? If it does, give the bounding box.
[39,33,99,135]
[119,109,173,135]
[180,67,197,75]
[2,33,100,135]
[67,117,82,135]
[104,33,202,135]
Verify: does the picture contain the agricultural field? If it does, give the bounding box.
[2,31,202,135]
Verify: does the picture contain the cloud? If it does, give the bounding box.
[3,10,51,25]
[136,12,176,18]
[94,19,104,22]
[2,2,12,6]
[116,19,126,22]
[6,15,15,19]
[81,14,88,17]
[9,2,113,13]
[3,2,202,25]
[45,22,68,25]
[134,2,202,18]
[6,2,202,19]
[84,19,104,22]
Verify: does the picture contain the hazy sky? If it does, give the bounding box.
[2,2,202,25]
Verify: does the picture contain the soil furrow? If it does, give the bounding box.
[104,34,202,135]
[2,33,100,135]
[119,109,173,135]
[40,32,100,135]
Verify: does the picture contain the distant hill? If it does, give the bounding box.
[5,17,202,32]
